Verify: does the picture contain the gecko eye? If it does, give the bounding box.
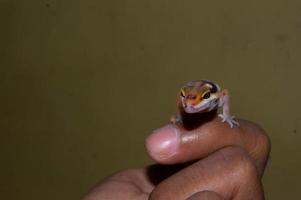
[203,92,211,99]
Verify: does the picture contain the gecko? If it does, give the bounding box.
[171,80,239,128]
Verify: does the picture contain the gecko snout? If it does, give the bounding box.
[186,94,197,100]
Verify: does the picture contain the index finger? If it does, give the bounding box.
[145,117,270,176]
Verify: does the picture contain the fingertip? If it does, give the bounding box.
[145,125,180,163]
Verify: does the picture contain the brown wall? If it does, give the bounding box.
[1,0,300,199]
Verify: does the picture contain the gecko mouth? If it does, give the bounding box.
[183,99,218,114]
[183,103,211,114]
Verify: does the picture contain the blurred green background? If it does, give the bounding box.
[1,0,300,199]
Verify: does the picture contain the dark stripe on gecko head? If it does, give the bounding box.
[201,80,219,93]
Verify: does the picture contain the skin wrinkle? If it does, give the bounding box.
[89,172,151,200]
[226,149,263,200]
[128,169,154,195]
[237,122,270,176]
[252,129,271,175]
[187,191,225,200]
[88,180,145,200]
[210,149,245,199]
[181,130,200,144]
[107,169,154,195]
[153,147,178,160]
[221,148,260,198]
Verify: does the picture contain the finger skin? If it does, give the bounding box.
[186,191,224,200]
[146,117,270,176]
[150,146,264,200]
[81,169,153,200]
[83,118,270,200]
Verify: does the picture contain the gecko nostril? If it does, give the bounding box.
[187,95,197,100]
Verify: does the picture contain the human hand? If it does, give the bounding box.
[82,117,270,200]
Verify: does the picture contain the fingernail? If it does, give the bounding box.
[146,125,180,161]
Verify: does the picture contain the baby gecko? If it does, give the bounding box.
[171,80,239,128]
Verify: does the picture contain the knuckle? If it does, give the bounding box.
[256,130,271,156]
[248,123,271,157]
[220,147,259,181]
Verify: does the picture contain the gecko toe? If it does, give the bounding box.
[218,114,225,121]
[233,120,239,126]
[227,120,233,128]
[218,114,240,128]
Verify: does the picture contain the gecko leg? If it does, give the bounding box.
[170,114,183,124]
[218,89,239,128]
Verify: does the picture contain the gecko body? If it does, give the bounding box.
[172,80,239,128]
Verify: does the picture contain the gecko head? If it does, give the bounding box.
[179,80,220,114]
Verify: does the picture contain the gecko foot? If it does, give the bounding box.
[170,115,183,124]
[218,114,239,128]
